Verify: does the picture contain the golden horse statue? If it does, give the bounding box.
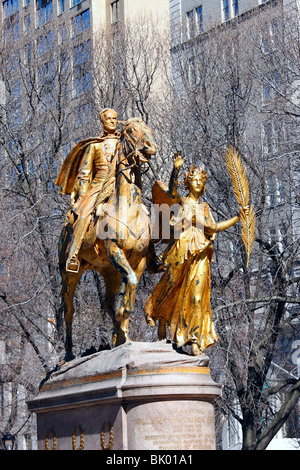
[57,118,158,360]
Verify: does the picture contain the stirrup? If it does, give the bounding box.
[66,257,80,273]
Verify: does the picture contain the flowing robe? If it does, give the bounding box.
[145,198,219,352]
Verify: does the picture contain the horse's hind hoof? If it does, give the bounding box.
[112,325,131,348]
[61,351,75,364]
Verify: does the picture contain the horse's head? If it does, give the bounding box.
[121,118,157,163]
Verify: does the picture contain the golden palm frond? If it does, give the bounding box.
[225,146,256,267]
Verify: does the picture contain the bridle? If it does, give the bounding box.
[115,125,148,177]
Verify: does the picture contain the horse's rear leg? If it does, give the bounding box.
[60,268,83,361]
[100,269,124,346]
[116,256,147,345]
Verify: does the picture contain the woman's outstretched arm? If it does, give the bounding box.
[216,206,249,232]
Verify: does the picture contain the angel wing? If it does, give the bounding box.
[151,181,181,242]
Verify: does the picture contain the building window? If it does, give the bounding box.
[24,13,30,32]
[186,9,194,39]
[222,0,230,21]
[71,0,81,6]
[74,39,90,65]
[232,0,238,16]
[196,6,203,32]
[8,80,22,127]
[262,73,281,103]
[4,13,19,43]
[38,60,55,113]
[74,40,92,96]
[75,102,92,127]
[266,174,285,207]
[262,121,275,155]
[111,0,119,23]
[25,43,32,62]
[186,5,203,39]
[36,0,53,26]
[10,78,21,99]
[263,77,271,102]
[60,23,67,43]
[188,56,196,84]
[58,0,65,14]
[74,69,92,96]
[273,72,281,93]
[73,9,90,36]
[24,0,30,5]
[3,0,19,18]
[37,30,54,55]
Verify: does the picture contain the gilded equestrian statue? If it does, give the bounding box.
[56,117,157,361]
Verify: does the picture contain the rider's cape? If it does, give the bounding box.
[54,137,104,196]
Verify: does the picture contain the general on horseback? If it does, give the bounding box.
[54,110,159,361]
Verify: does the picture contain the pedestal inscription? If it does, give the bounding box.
[128,401,216,450]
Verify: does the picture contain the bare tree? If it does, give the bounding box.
[0,14,171,447]
[166,3,300,450]
[0,5,298,450]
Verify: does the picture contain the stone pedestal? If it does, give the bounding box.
[28,342,221,450]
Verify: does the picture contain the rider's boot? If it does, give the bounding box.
[66,217,89,273]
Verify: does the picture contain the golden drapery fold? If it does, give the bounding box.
[54,137,104,196]
[54,131,121,197]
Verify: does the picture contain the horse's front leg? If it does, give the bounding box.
[104,240,137,315]
[104,240,143,346]
[116,255,147,339]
